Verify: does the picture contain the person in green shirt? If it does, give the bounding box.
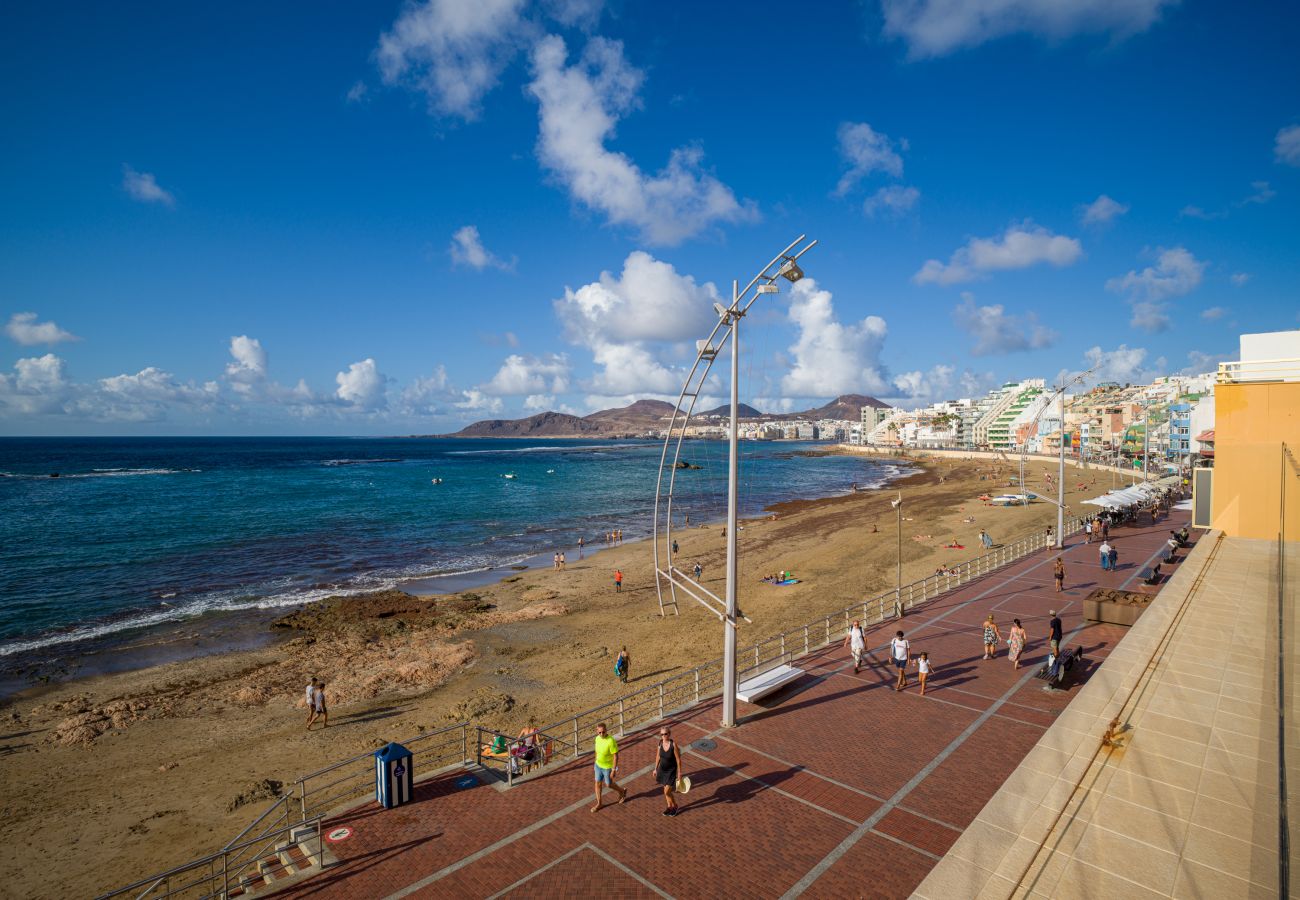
[591,722,627,812]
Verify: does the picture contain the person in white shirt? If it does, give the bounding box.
[843,620,866,673]
[1098,540,1113,570]
[916,652,933,696]
[891,631,910,691]
[304,678,318,730]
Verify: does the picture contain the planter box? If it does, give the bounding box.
[1082,588,1152,627]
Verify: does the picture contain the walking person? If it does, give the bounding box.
[578,535,585,553]
[979,529,992,550]
[982,615,1002,659]
[891,630,910,691]
[590,723,627,812]
[1085,520,1093,543]
[1053,557,1065,593]
[1007,619,1027,670]
[1048,610,1063,657]
[559,551,566,571]
[916,652,932,696]
[309,681,328,730]
[843,619,866,673]
[1098,540,1112,570]
[614,569,623,592]
[553,552,560,570]
[693,563,702,581]
[654,725,684,816]
[672,539,678,556]
[1108,545,1118,571]
[304,677,319,730]
[614,646,630,683]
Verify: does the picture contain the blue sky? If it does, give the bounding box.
[2,0,1298,435]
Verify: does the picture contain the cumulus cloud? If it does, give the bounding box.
[880,0,1178,59]
[1182,350,1231,376]
[781,278,892,398]
[1275,124,1300,167]
[527,35,754,245]
[455,389,504,414]
[1080,194,1128,225]
[1230,272,1251,286]
[335,359,387,409]
[1239,181,1275,206]
[1105,246,1205,332]
[523,393,555,411]
[0,354,220,422]
[835,122,905,195]
[449,225,515,271]
[376,0,529,120]
[890,365,995,407]
[224,335,268,395]
[1200,306,1227,321]
[952,293,1056,355]
[1082,344,1162,386]
[399,367,453,416]
[346,81,369,103]
[122,166,175,206]
[864,185,920,217]
[5,312,79,346]
[480,353,570,395]
[914,223,1082,285]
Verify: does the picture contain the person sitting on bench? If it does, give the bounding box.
[1143,563,1163,585]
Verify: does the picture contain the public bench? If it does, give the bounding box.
[736,664,804,703]
[1138,566,1163,586]
[1034,647,1084,691]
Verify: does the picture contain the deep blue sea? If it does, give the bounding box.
[0,437,903,659]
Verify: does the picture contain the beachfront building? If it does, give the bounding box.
[971,379,1045,448]
[860,403,891,436]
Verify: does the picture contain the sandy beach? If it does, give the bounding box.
[0,453,1112,898]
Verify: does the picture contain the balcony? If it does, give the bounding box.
[1217,356,1300,384]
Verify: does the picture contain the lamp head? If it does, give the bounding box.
[778,259,804,283]
[713,302,729,318]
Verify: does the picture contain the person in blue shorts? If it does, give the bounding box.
[591,723,627,812]
[890,631,910,691]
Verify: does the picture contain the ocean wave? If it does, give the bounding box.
[0,467,193,480]
[445,444,634,456]
[322,458,405,467]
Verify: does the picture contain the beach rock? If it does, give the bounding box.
[446,689,515,723]
[227,779,284,812]
[520,588,559,603]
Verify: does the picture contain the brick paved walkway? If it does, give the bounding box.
[278,514,1190,900]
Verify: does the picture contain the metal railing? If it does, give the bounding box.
[96,817,323,900]
[1218,357,1300,384]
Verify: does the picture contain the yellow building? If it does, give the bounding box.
[1207,330,1300,539]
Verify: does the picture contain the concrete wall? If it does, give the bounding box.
[1209,380,1300,539]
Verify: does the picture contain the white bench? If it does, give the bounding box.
[735,664,804,703]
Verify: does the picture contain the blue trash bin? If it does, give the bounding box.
[375,742,413,809]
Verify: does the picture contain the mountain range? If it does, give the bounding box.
[441,394,888,438]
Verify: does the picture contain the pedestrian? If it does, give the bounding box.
[890,630,910,691]
[982,615,1002,660]
[1048,610,1063,657]
[916,652,932,696]
[1085,520,1093,543]
[654,725,684,817]
[979,529,991,550]
[616,529,623,544]
[578,536,585,552]
[1108,546,1118,570]
[304,677,318,729]
[672,539,679,556]
[615,646,630,683]
[693,563,702,581]
[1099,540,1112,570]
[1008,619,1027,670]
[553,552,560,570]
[843,619,866,673]
[590,723,627,812]
[1053,557,1065,593]
[310,681,328,729]
[559,551,566,571]
[1101,520,1109,541]
[614,569,623,592]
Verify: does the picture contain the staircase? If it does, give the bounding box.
[224,825,323,898]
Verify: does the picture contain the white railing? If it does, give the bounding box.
[1218,357,1300,384]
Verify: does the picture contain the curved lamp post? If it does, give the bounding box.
[651,235,818,728]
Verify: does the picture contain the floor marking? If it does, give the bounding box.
[681,745,859,826]
[869,827,943,862]
[485,842,673,900]
[779,623,1092,899]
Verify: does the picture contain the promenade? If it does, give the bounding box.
[277,515,1186,900]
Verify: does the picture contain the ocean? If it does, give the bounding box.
[0,437,904,664]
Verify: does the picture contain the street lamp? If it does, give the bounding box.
[652,235,818,729]
[891,493,903,618]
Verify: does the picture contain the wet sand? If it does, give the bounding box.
[0,454,1108,898]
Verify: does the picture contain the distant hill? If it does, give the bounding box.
[442,393,889,438]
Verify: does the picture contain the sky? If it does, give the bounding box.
[1,0,1298,435]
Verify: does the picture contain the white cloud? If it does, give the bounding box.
[122,165,175,206]
[1275,124,1300,167]
[5,312,79,346]
[543,0,604,27]
[880,0,1178,59]
[1182,350,1230,376]
[0,354,70,414]
[1105,246,1205,332]
[781,278,892,397]
[952,293,1056,355]
[1200,306,1227,321]
[888,365,996,406]
[1080,194,1128,225]
[375,0,528,120]
[1230,272,1251,286]
[449,225,515,271]
[480,353,570,395]
[346,81,368,103]
[455,389,504,414]
[523,393,555,411]
[914,223,1082,285]
[0,354,223,421]
[527,35,754,245]
[1179,204,1218,220]
[224,335,268,395]
[1081,344,1159,385]
[1239,180,1275,206]
[864,185,920,217]
[399,367,455,417]
[835,122,905,195]
[335,359,387,409]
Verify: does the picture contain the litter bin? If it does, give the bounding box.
[375,742,414,809]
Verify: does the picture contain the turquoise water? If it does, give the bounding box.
[0,437,903,658]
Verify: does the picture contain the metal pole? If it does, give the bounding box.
[721,281,740,728]
[1143,408,1150,483]
[896,493,902,615]
[1056,384,1065,549]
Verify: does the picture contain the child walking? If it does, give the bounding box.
[917,652,932,696]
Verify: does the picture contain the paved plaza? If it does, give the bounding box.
[278,516,1186,900]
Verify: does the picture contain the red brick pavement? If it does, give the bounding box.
[277,514,1190,900]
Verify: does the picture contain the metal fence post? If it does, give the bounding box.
[804,625,810,654]
[659,684,665,719]
[694,668,700,703]
[618,699,625,735]
[780,632,786,660]
[572,719,579,760]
